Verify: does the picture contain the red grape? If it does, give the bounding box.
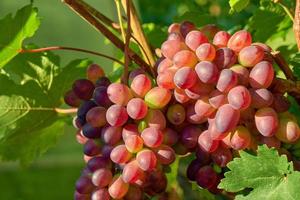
[195,61,219,84]
[130,74,152,98]
[92,168,113,188]
[110,144,132,164]
[86,106,107,127]
[214,47,237,69]
[109,176,129,199]
[141,127,163,148]
[227,30,252,52]
[249,61,274,88]
[101,126,122,145]
[215,104,240,133]
[106,104,128,127]
[216,69,238,93]
[173,50,198,68]
[213,31,231,48]
[227,86,251,110]
[154,145,176,165]
[107,83,132,105]
[72,79,95,100]
[196,43,216,61]
[185,30,208,51]
[238,45,265,67]
[136,149,157,171]
[145,87,171,109]
[86,64,105,83]
[255,107,278,137]
[127,98,148,120]
[198,130,219,152]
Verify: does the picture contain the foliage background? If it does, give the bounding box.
[0,0,299,199]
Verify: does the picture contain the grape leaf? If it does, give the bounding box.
[229,0,250,12]
[0,5,40,68]
[0,49,91,165]
[248,3,286,42]
[219,145,300,200]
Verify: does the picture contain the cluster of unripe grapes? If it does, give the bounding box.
[65,20,300,200]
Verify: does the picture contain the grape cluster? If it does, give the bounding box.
[65,64,178,200]
[65,21,300,200]
[156,21,300,191]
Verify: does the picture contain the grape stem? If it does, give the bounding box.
[271,51,296,80]
[54,107,78,114]
[121,0,156,68]
[62,0,155,77]
[294,0,300,50]
[122,0,131,84]
[19,46,124,65]
[115,0,126,42]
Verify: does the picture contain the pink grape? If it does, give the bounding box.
[275,118,300,143]
[122,160,144,183]
[173,50,198,67]
[173,67,197,89]
[106,105,128,127]
[122,124,139,140]
[213,31,231,48]
[208,120,230,140]
[168,23,181,34]
[101,126,122,145]
[198,130,219,152]
[180,126,202,149]
[230,126,252,150]
[168,32,184,41]
[216,69,238,93]
[249,88,273,108]
[154,145,176,165]
[230,64,249,86]
[195,61,219,84]
[157,67,176,89]
[107,83,132,105]
[238,45,265,67]
[214,47,237,69]
[249,61,274,88]
[185,30,208,51]
[215,104,240,133]
[108,176,129,199]
[141,127,163,148]
[86,64,105,83]
[255,107,278,137]
[92,168,113,188]
[144,87,171,109]
[136,149,157,171]
[157,58,173,74]
[209,90,227,109]
[124,135,144,153]
[127,98,148,120]
[195,96,216,118]
[167,104,186,125]
[196,43,216,61]
[161,40,187,59]
[130,74,152,98]
[227,86,251,110]
[227,30,252,52]
[110,144,132,164]
[86,106,107,127]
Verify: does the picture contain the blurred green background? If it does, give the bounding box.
[0,0,263,199]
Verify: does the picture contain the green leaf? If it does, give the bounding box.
[0,49,91,165]
[249,3,286,42]
[0,5,40,68]
[229,0,250,12]
[290,53,300,79]
[174,12,217,27]
[219,145,300,200]
[143,23,167,48]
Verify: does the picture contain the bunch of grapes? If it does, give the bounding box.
[156,21,300,191]
[65,20,300,200]
[65,64,178,200]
